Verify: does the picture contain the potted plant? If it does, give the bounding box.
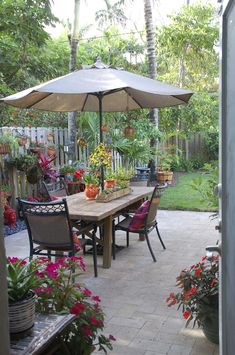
[0,134,19,154]
[47,143,56,157]
[156,145,180,185]
[104,169,116,188]
[73,168,100,200]
[8,153,38,172]
[7,257,42,333]
[29,141,44,154]
[16,134,28,146]
[60,165,76,181]
[112,167,135,188]
[166,255,219,344]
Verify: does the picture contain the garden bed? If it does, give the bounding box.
[3,220,26,237]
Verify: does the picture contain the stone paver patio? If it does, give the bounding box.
[4,210,219,355]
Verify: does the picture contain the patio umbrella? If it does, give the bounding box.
[0,58,193,187]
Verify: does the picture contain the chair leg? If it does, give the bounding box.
[156,224,166,250]
[126,231,129,247]
[145,232,156,262]
[112,220,116,260]
[92,230,98,277]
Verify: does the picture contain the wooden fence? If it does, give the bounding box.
[0,126,207,207]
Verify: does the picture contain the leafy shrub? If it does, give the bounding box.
[189,155,206,170]
[204,132,219,161]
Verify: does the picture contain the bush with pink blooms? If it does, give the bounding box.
[7,256,115,354]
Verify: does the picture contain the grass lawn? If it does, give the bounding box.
[159,172,217,212]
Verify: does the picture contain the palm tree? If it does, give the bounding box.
[144,0,158,182]
[67,0,81,161]
[95,0,127,29]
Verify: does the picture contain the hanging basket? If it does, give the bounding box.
[0,143,11,154]
[9,292,36,334]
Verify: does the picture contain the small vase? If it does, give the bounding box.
[9,292,36,334]
[85,184,100,200]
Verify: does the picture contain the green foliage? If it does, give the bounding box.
[190,162,218,209]
[159,172,217,211]
[7,257,42,303]
[204,131,219,161]
[7,153,38,172]
[156,3,219,91]
[0,132,19,150]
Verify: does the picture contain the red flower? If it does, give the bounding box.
[211,278,217,286]
[89,316,102,326]
[195,267,202,277]
[82,325,93,337]
[70,302,86,316]
[183,311,191,319]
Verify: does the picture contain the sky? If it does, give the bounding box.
[49,0,203,37]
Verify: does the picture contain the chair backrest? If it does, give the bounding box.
[18,198,73,248]
[145,185,162,227]
[42,177,68,201]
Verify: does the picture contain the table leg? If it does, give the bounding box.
[103,215,112,268]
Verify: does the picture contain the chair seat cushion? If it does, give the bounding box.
[128,200,150,231]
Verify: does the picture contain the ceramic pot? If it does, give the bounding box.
[199,296,219,344]
[157,171,173,185]
[9,292,36,333]
[85,184,100,200]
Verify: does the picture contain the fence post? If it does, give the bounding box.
[8,166,18,209]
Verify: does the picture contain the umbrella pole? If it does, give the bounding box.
[98,93,104,190]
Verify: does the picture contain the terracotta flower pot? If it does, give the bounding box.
[124,125,135,137]
[0,144,11,154]
[47,147,56,156]
[85,184,100,200]
[104,179,116,188]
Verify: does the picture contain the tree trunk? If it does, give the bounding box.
[144,0,158,183]
[67,0,80,161]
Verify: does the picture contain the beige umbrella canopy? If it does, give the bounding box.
[1,58,192,113]
[1,58,193,187]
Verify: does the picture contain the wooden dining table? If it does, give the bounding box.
[66,186,154,268]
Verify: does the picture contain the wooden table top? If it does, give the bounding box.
[66,186,154,221]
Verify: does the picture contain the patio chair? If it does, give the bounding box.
[113,185,166,262]
[17,198,98,277]
[42,177,69,201]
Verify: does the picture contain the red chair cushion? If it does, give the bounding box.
[128,200,150,231]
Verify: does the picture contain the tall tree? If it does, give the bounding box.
[144,0,158,182]
[67,0,81,161]
[95,0,127,29]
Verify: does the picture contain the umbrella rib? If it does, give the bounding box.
[23,92,53,109]
[123,88,143,109]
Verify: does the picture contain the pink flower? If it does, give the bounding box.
[8,257,19,263]
[92,295,101,302]
[109,334,116,341]
[83,288,92,297]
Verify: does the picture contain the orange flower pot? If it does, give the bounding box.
[104,179,116,188]
[85,184,100,200]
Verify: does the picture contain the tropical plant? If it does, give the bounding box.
[190,162,219,209]
[89,143,112,169]
[7,257,42,303]
[166,255,219,327]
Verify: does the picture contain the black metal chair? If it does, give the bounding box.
[18,198,98,277]
[113,185,166,262]
[42,177,69,201]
